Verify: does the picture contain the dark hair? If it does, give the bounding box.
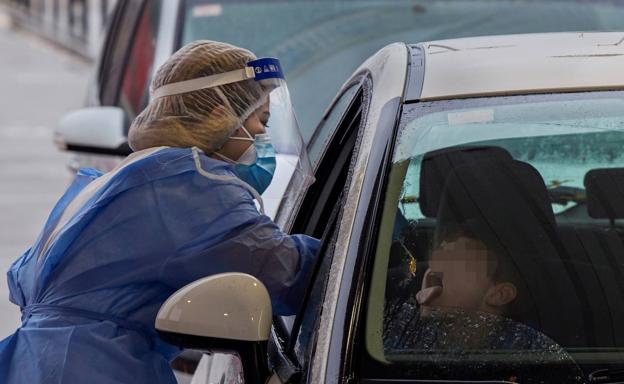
[434,219,530,321]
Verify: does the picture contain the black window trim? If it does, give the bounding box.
[174,0,188,53]
[99,0,149,106]
[96,1,125,94]
[293,86,366,238]
[269,75,373,382]
[273,74,368,232]
[323,95,404,383]
[306,76,367,172]
[279,197,345,384]
[273,78,368,338]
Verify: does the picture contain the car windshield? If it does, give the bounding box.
[180,0,624,143]
[364,91,624,382]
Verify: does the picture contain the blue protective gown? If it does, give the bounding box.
[0,147,319,384]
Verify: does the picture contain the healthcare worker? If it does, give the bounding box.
[0,40,319,383]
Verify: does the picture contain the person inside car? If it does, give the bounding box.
[0,40,318,384]
[418,225,518,319]
[385,156,585,383]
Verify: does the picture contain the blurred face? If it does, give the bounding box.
[217,100,270,161]
[417,236,515,317]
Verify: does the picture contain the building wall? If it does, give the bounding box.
[0,0,118,60]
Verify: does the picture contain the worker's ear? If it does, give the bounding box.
[484,282,517,307]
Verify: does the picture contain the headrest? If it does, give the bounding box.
[435,158,556,248]
[584,168,624,219]
[419,146,513,217]
[434,159,582,343]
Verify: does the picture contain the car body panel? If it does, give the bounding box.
[419,32,624,101]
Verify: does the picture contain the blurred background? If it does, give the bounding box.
[2,0,624,343]
[0,0,112,337]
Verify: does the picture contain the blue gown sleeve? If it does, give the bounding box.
[155,172,320,316]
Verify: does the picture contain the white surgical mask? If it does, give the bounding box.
[235,143,257,165]
[215,126,256,164]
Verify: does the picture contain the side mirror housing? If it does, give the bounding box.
[156,273,272,384]
[55,107,132,156]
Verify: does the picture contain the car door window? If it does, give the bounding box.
[294,85,365,238]
[269,80,370,383]
[273,79,366,232]
[307,83,361,170]
[276,83,365,331]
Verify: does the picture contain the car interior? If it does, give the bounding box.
[374,144,624,381]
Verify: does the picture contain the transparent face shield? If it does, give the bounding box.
[152,57,314,217]
[247,58,314,216]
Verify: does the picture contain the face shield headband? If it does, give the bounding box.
[151,57,284,99]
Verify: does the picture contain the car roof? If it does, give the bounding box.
[413,32,624,101]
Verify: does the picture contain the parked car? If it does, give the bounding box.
[157,32,624,383]
[55,0,624,173]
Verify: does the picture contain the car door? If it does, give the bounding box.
[301,43,408,383]
[182,75,370,384]
[267,75,372,383]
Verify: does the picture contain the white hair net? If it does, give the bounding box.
[128,40,271,154]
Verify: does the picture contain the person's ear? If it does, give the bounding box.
[484,282,517,307]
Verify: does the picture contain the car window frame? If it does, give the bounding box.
[274,80,366,335]
[116,0,161,124]
[319,95,404,383]
[307,81,364,171]
[173,0,189,60]
[273,76,367,232]
[268,77,372,383]
[96,1,124,94]
[99,0,149,107]
[292,83,367,238]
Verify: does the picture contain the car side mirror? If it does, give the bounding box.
[156,273,272,384]
[55,107,132,156]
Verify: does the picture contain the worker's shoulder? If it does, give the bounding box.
[127,147,234,182]
[139,148,254,198]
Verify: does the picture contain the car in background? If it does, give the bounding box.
[55,0,624,174]
[157,32,624,383]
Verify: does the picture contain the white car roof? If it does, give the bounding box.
[419,32,624,100]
